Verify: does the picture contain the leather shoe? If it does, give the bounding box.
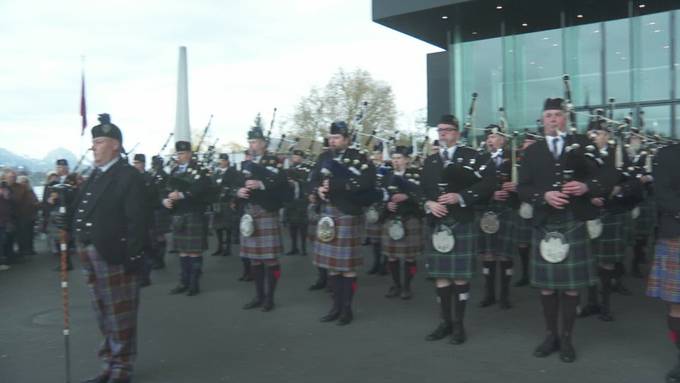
[449,321,466,345]
[533,334,560,357]
[425,321,452,341]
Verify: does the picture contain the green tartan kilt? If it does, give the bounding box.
[425,220,477,281]
[634,198,657,238]
[477,208,516,258]
[591,211,628,263]
[211,202,235,230]
[172,212,208,253]
[513,211,533,246]
[531,217,596,290]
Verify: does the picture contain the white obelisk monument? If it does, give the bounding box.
[174,46,191,144]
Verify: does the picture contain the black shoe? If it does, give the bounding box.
[499,298,512,310]
[320,308,340,322]
[337,308,353,326]
[262,301,275,312]
[598,308,614,322]
[559,336,576,363]
[186,286,200,296]
[400,289,413,300]
[533,334,560,357]
[385,286,401,298]
[667,363,680,383]
[242,298,263,310]
[577,303,601,318]
[612,281,633,296]
[222,248,231,256]
[211,249,222,256]
[285,249,299,256]
[169,284,188,294]
[479,296,496,308]
[238,274,253,282]
[425,321,453,341]
[514,276,529,287]
[449,321,466,345]
[308,281,326,291]
[81,373,109,383]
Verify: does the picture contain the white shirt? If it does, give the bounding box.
[441,145,457,162]
[547,135,564,159]
[98,156,120,173]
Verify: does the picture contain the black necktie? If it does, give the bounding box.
[442,149,449,161]
[552,137,560,160]
[89,168,102,183]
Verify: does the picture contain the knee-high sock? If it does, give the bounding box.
[561,293,579,336]
[404,260,416,291]
[540,293,559,335]
[453,283,470,322]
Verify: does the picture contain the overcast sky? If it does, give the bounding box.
[0,0,440,160]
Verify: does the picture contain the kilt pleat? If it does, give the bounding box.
[381,216,423,259]
[153,209,172,236]
[313,205,363,272]
[477,208,517,257]
[514,211,533,246]
[647,238,680,303]
[211,202,235,230]
[591,211,628,263]
[239,204,283,260]
[531,217,596,290]
[172,212,208,253]
[634,198,657,238]
[425,220,477,280]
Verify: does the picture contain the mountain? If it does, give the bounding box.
[0,147,78,172]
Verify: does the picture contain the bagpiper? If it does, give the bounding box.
[646,142,680,383]
[379,145,423,300]
[517,98,608,363]
[237,125,288,312]
[211,153,239,257]
[476,125,518,310]
[283,149,311,256]
[421,114,495,345]
[163,140,211,296]
[131,153,157,287]
[365,142,387,275]
[149,155,171,270]
[310,121,376,325]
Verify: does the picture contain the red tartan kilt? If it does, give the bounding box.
[381,217,423,259]
[313,205,363,272]
[647,238,680,303]
[239,204,283,260]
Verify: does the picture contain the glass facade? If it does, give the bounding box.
[448,10,679,139]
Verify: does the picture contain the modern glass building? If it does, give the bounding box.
[373,0,680,141]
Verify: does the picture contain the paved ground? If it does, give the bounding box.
[0,232,673,383]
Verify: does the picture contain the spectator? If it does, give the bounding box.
[17,175,39,255]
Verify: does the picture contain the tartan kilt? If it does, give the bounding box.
[307,204,319,242]
[211,202,234,230]
[366,221,382,241]
[153,209,172,236]
[634,198,657,238]
[381,216,423,259]
[313,205,363,272]
[647,238,680,303]
[477,208,516,257]
[171,212,208,253]
[531,218,596,290]
[590,212,628,263]
[425,220,477,281]
[239,204,283,260]
[514,211,533,246]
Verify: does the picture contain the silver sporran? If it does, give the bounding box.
[432,224,455,253]
[388,219,405,241]
[480,211,500,234]
[317,216,336,242]
[240,214,255,237]
[631,206,640,220]
[519,202,534,219]
[365,205,380,224]
[539,231,570,263]
[586,219,603,239]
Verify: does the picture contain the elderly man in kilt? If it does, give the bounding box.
[628,133,656,278]
[518,98,609,363]
[646,142,680,383]
[477,125,518,309]
[310,121,376,326]
[380,145,423,300]
[421,114,495,345]
[164,140,211,297]
[211,153,239,257]
[284,150,311,256]
[66,114,147,383]
[237,126,288,312]
[579,119,642,321]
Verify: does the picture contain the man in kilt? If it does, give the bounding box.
[646,142,680,382]
[284,150,311,256]
[380,145,423,300]
[514,135,538,287]
[149,155,171,270]
[131,153,158,287]
[579,118,642,321]
[211,153,239,257]
[163,140,211,296]
[477,125,518,309]
[518,98,608,363]
[310,121,376,325]
[366,144,387,275]
[420,114,495,345]
[307,193,328,290]
[65,114,147,383]
[627,132,656,278]
[43,158,77,271]
[237,125,288,312]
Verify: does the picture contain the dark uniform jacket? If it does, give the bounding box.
[518,133,609,225]
[596,144,643,214]
[478,149,520,211]
[380,167,423,220]
[284,162,312,224]
[420,145,496,224]
[68,158,148,265]
[236,153,288,212]
[309,147,377,216]
[167,159,211,215]
[653,143,680,238]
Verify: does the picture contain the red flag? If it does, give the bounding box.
[80,71,87,135]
